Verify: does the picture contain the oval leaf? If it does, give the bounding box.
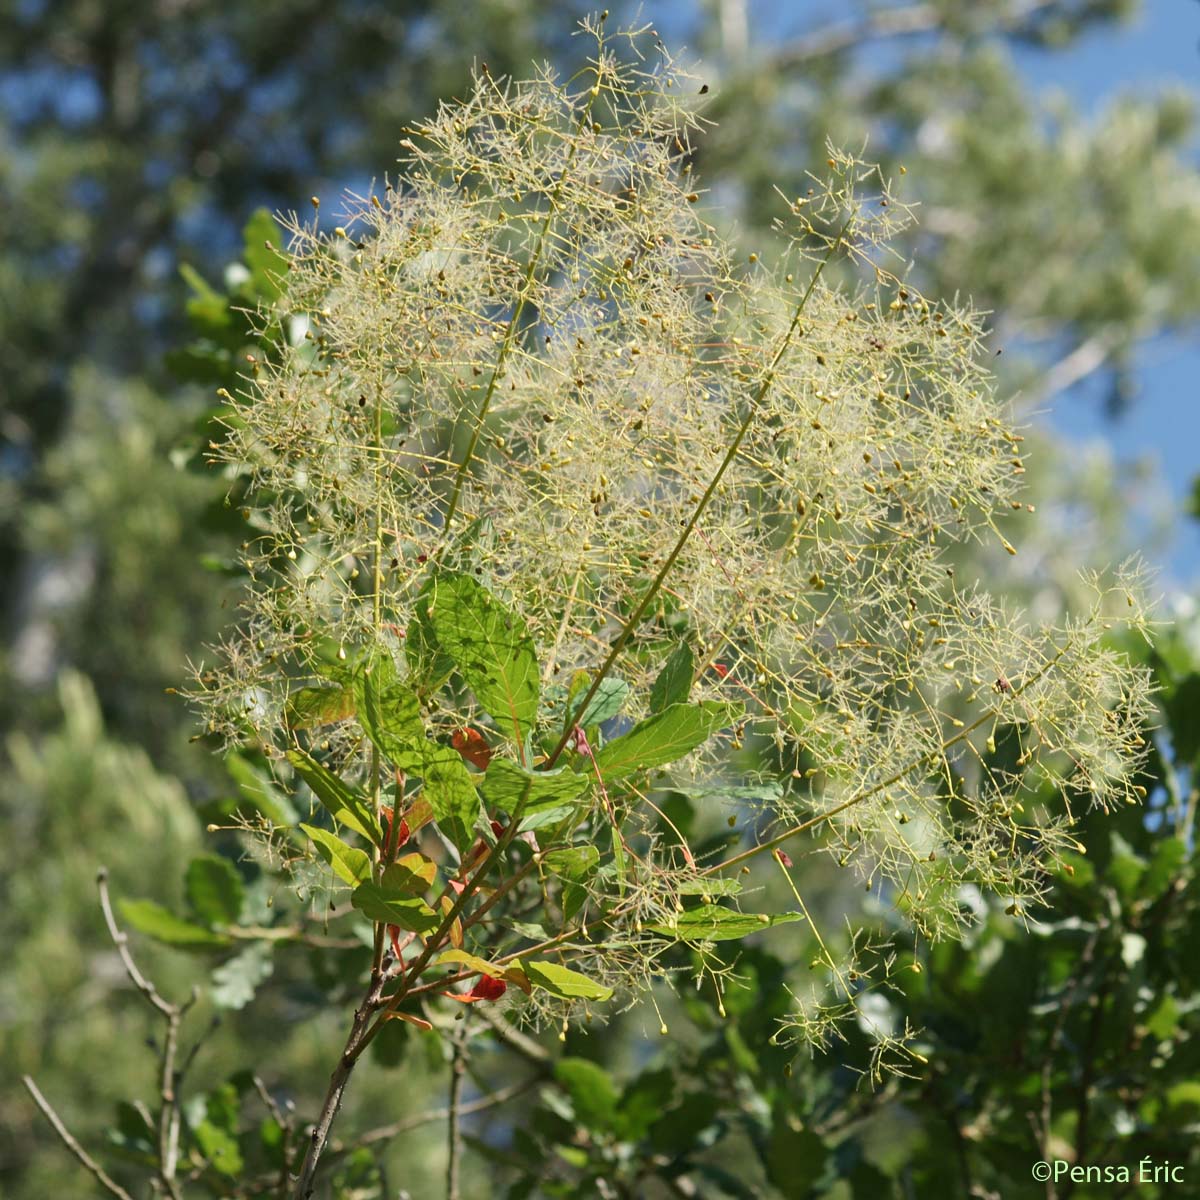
[592,701,743,781]
[185,855,244,927]
[429,574,539,744]
[351,882,441,933]
[287,748,382,845]
[355,652,423,763]
[119,899,230,949]
[285,685,355,730]
[521,958,613,1001]
[481,757,589,815]
[300,824,372,886]
[646,905,805,943]
[382,853,437,895]
[649,641,695,713]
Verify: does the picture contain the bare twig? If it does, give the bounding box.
[22,1075,137,1200]
[473,1007,552,1066]
[97,867,192,1200]
[357,1075,538,1148]
[253,1076,297,1199]
[447,1020,470,1200]
[97,866,174,1017]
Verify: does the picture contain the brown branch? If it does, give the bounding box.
[344,1076,538,1152]
[97,867,175,1017]
[290,973,390,1199]
[22,1076,137,1200]
[447,1020,469,1200]
[97,867,193,1199]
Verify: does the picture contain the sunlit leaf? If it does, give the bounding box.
[300,824,372,886]
[592,701,743,780]
[429,574,539,744]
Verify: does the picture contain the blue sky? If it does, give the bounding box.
[1014,1,1200,583]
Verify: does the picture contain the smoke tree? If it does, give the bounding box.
[29,15,1154,1200]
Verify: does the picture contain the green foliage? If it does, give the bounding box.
[301,824,373,886]
[591,702,745,780]
[428,573,541,745]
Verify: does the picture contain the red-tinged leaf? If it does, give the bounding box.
[452,726,493,771]
[404,796,435,835]
[442,975,508,1003]
[438,895,464,948]
[503,965,532,995]
[473,975,508,1001]
[388,1011,433,1031]
[382,810,411,850]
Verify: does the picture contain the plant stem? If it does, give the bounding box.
[290,975,390,1199]
[370,377,388,980]
[97,868,193,1200]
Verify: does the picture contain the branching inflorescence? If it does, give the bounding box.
[185,13,1152,1188]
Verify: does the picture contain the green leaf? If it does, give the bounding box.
[521,959,613,1001]
[543,846,600,922]
[1107,832,1146,902]
[179,262,231,332]
[611,825,627,900]
[354,652,423,763]
[1141,836,1187,902]
[646,905,806,942]
[210,943,274,1010]
[226,753,297,826]
[119,899,230,949]
[301,824,373,886]
[242,208,286,301]
[650,641,695,713]
[351,882,441,934]
[480,757,589,815]
[382,854,437,895]
[517,805,573,834]
[406,583,456,693]
[592,701,743,780]
[287,748,382,845]
[285,685,355,729]
[566,673,630,727]
[675,876,743,897]
[185,855,244,927]
[542,846,601,878]
[429,574,539,744]
[618,1069,676,1141]
[194,1115,244,1177]
[437,949,507,979]
[673,779,784,804]
[555,1058,620,1131]
[392,742,480,854]
[767,1114,827,1199]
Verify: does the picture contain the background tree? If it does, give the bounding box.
[3,3,1198,1198]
